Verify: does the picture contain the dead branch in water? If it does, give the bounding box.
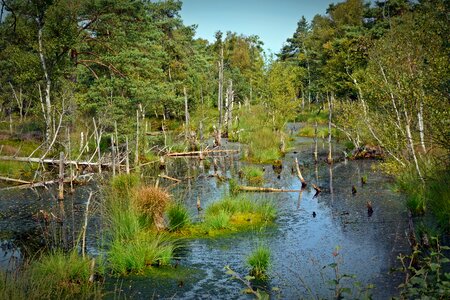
[238,186,302,193]
[166,149,238,157]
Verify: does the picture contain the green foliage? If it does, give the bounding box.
[247,245,271,279]
[394,238,450,299]
[167,203,190,231]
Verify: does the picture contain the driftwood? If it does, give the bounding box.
[158,174,181,183]
[238,186,302,193]
[166,149,239,157]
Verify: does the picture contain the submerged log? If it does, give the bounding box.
[238,186,302,193]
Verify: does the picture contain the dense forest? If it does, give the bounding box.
[0,0,449,298]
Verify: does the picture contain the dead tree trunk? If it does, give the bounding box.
[418,101,426,153]
[135,110,139,167]
[327,93,333,164]
[37,20,53,144]
[184,87,189,140]
[218,46,224,129]
[313,121,318,163]
[404,110,424,184]
[58,152,65,200]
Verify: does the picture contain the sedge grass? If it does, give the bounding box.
[242,166,264,185]
[167,203,191,231]
[247,245,271,279]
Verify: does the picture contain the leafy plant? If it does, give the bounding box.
[393,237,450,299]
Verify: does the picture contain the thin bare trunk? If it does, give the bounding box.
[327,93,333,164]
[314,121,318,163]
[418,101,426,153]
[125,136,130,174]
[404,110,424,183]
[184,87,189,140]
[135,110,139,166]
[37,22,52,144]
[218,46,224,128]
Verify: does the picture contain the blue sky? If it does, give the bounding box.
[180,0,336,54]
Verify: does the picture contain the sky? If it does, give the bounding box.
[180,0,337,54]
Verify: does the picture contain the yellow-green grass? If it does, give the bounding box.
[172,195,276,238]
[242,166,264,185]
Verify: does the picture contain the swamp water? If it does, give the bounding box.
[0,134,410,299]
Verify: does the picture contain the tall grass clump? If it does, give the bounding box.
[108,233,173,275]
[203,209,231,230]
[106,181,175,274]
[110,173,140,199]
[247,245,271,279]
[29,250,102,298]
[232,106,285,163]
[167,203,190,231]
[132,186,171,230]
[425,167,450,229]
[242,166,264,185]
[0,251,103,299]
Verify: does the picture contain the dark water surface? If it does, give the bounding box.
[0,133,410,299]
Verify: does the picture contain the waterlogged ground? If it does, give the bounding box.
[0,131,410,299]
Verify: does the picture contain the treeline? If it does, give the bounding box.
[0,0,266,139]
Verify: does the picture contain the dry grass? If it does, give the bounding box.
[132,186,171,230]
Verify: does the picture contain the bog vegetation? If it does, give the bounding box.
[0,0,448,298]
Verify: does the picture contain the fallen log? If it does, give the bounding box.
[158,174,181,183]
[0,176,32,184]
[166,149,239,157]
[238,186,302,193]
[0,155,110,167]
[0,173,95,191]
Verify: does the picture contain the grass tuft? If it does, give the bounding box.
[167,203,190,231]
[242,166,264,185]
[247,245,271,279]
